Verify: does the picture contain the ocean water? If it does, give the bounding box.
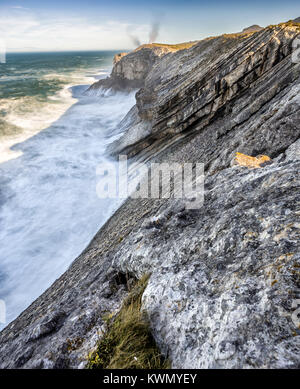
[0,51,136,329]
[0,51,117,162]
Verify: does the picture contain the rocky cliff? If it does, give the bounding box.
[110,23,300,161]
[87,42,198,92]
[0,21,299,369]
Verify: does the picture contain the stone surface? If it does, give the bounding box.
[114,156,300,368]
[0,22,299,369]
[113,52,128,65]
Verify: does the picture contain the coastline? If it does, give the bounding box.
[0,52,114,164]
[0,62,136,329]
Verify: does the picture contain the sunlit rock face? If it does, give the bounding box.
[88,42,197,92]
[87,45,172,92]
[0,22,299,369]
[113,52,128,65]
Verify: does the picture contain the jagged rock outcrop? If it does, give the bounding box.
[115,143,300,368]
[87,42,197,92]
[111,23,300,159]
[113,52,128,64]
[0,21,299,369]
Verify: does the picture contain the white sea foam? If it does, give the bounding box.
[0,69,109,164]
[0,83,136,329]
[85,85,115,97]
[0,86,76,163]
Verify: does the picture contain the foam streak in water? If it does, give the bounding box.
[0,86,136,329]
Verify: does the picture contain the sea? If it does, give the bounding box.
[0,51,136,329]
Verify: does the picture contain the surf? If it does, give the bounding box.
[0,51,136,329]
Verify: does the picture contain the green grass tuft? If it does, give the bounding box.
[87,274,170,369]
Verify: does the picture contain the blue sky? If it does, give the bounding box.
[0,0,299,51]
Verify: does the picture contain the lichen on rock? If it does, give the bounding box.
[233,153,272,168]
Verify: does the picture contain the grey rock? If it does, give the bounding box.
[87,44,185,93]
[114,23,300,161]
[113,158,300,368]
[242,25,263,33]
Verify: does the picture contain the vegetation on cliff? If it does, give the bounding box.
[133,41,198,52]
[87,275,169,369]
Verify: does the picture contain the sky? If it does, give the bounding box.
[0,0,299,52]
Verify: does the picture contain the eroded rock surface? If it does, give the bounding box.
[114,153,300,368]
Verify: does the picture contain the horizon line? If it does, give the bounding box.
[5,49,130,54]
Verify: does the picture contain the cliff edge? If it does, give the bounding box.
[87,42,198,92]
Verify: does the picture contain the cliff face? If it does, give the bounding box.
[0,22,299,369]
[88,42,198,92]
[111,24,300,162]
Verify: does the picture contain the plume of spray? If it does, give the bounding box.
[149,21,160,44]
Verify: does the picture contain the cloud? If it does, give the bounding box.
[0,11,150,52]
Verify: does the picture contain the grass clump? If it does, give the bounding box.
[135,42,198,52]
[87,274,170,369]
